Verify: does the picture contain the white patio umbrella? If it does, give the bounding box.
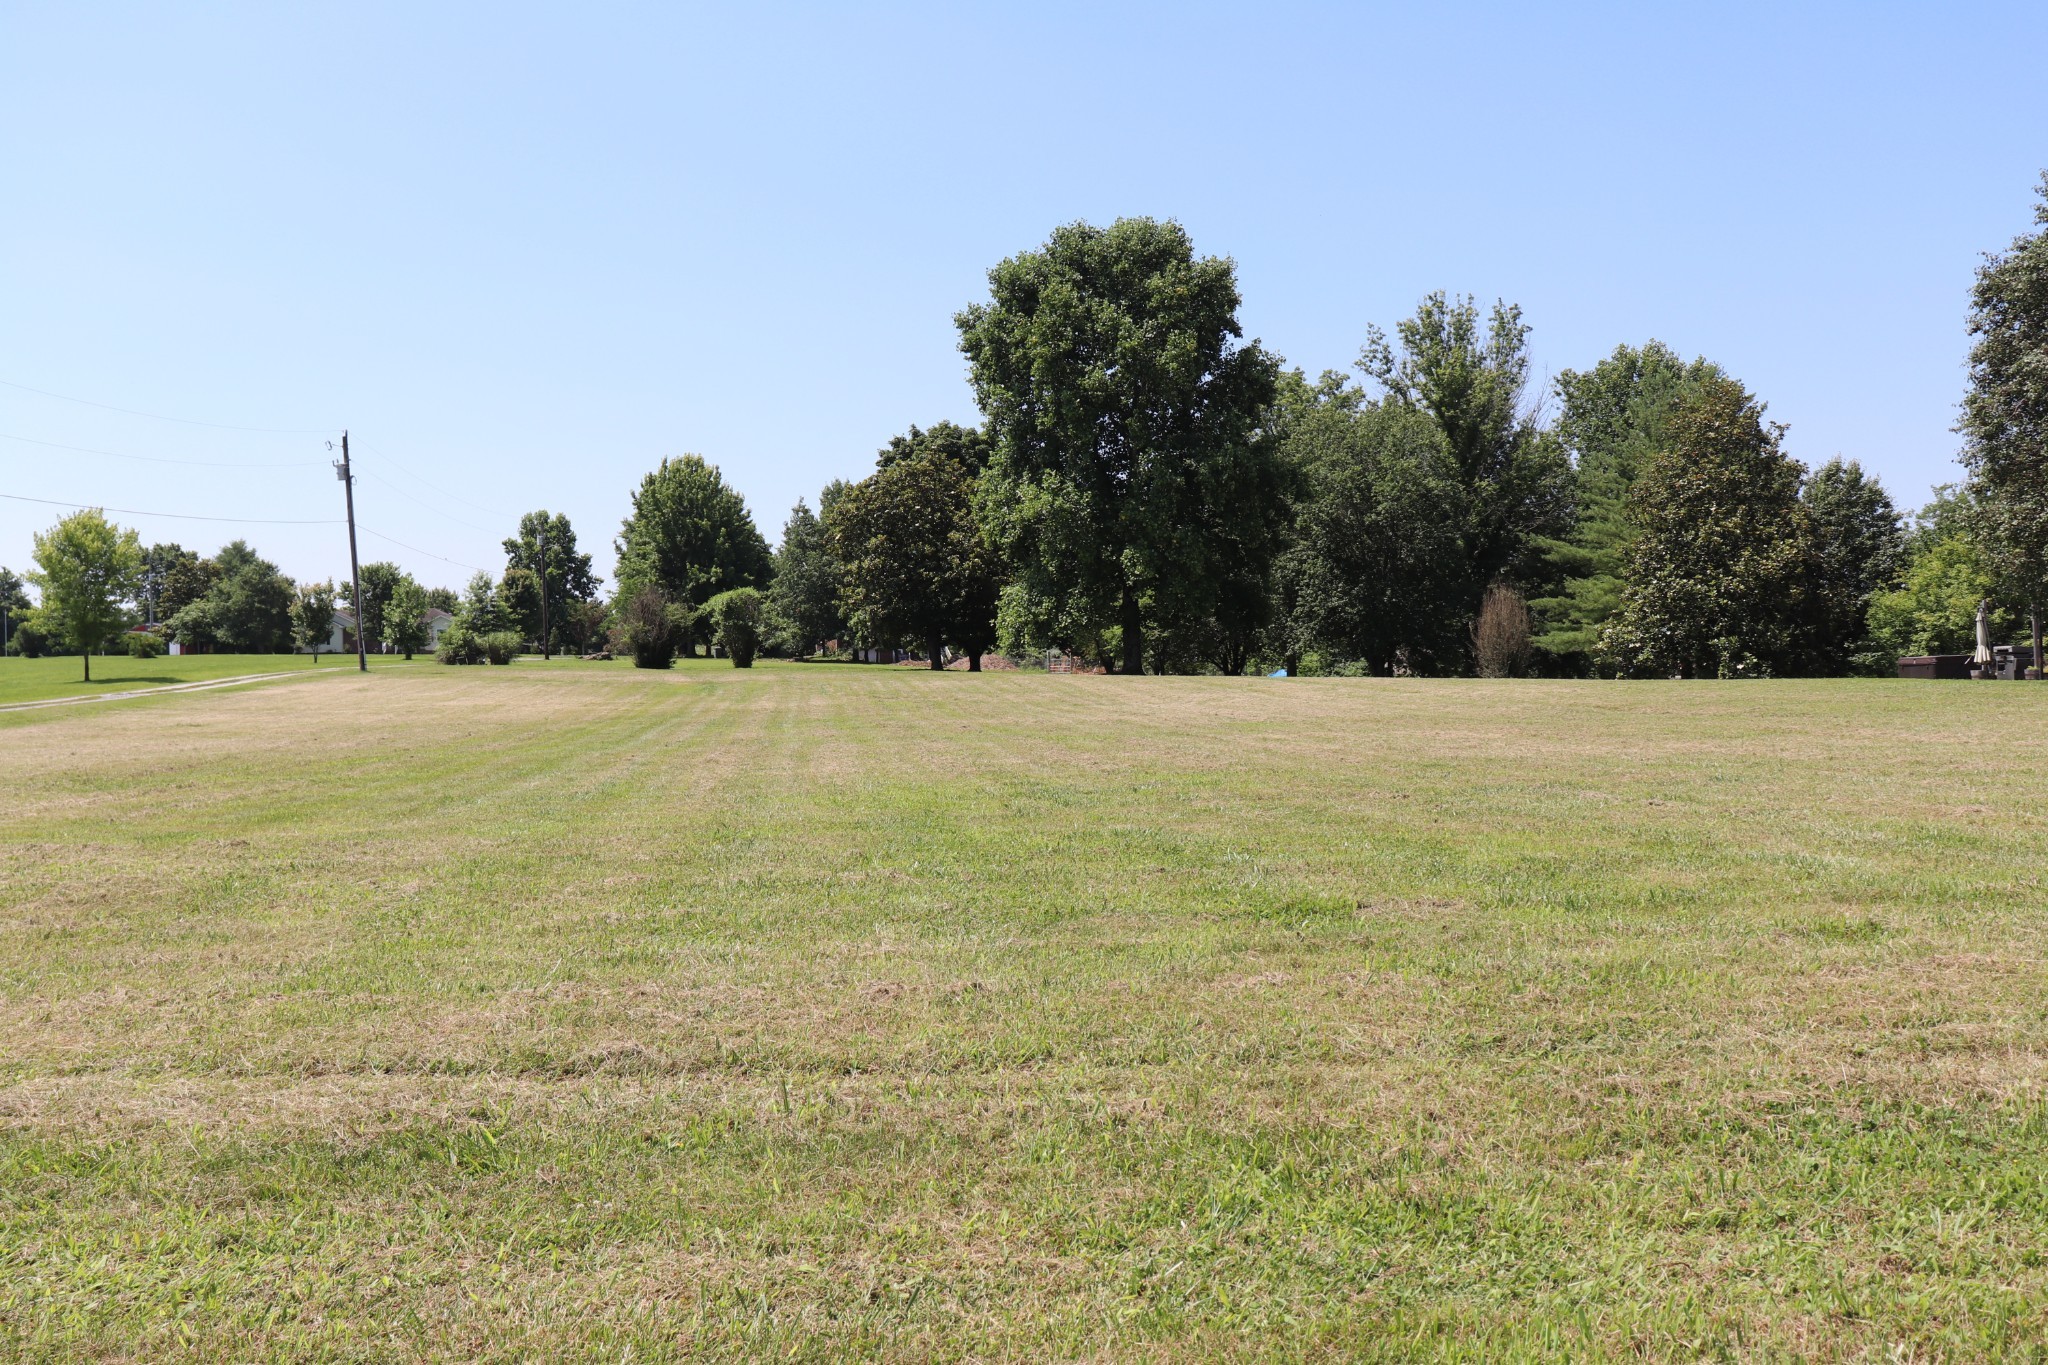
[1975,599,1994,665]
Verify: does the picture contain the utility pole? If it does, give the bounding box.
[538,519,551,661]
[335,431,367,673]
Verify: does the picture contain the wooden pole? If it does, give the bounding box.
[338,432,367,672]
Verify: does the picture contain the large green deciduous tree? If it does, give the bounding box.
[768,499,844,657]
[829,428,1001,670]
[455,572,507,635]
[1869,537,2010,658]
[1960,171,2048,667]
[503,510,599,650]
[878,421,988,473]
[0,566,30,651]
[1273,373,1468,675]
[1867,485,2015,658]
[498,566,543,642]
[615,455,772,655]
[166,541,295,654]
[1603,379,1818,678]
[27,509,144,681]
[1359,293,1571,650]
[1801,458,1904,672]
[141,542,217,625]
[958,217,1282,674]
[1531,341,1725,668]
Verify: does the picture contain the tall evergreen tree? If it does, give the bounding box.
[768,499,844,657]
[1603,379,1818,678]
[1802,458,1904,672]
[1531,341,1725,668]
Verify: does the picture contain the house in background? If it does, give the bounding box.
[296,609,353,655]
[296,607,458,655]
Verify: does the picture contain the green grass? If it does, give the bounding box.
[3,663,2047,1360]
[0,652,365,706]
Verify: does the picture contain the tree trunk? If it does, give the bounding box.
[2033,603,2043,678]
[83,650,90,682]
[967,651,981,673]
[927,631,945,670]
[1120,586,1144,676]
[1284,652,1300,678]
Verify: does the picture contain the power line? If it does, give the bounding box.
[359,470,501,536]
[0,430,323,469]
[0,490,341,525]
[0,377,336,435]
[347,440,510,519]
[358,525,492,575]
[4,492,495,577]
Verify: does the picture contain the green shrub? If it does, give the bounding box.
[11,621,49,658]
[481,631,521,665]
[436,624,485,665]
[707,587,764,668]
[124,630,166,659]
[619,587,678,669]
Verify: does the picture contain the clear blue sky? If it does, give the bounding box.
[4,2,2044,593]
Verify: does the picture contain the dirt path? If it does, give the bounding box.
[0,668,333,713]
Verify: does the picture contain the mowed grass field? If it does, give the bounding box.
[3,663,2047,1361]
[0,653,364,707]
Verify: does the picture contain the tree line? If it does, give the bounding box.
[630,180,2047,678]
[1,525,474,676]
[9,174,2045,680]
